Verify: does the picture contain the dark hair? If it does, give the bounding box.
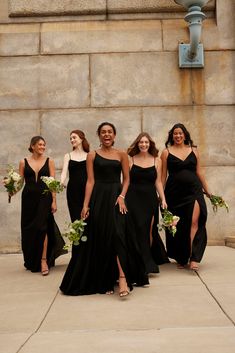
[127,132,159,157]
[28,136,46,153]
[97,122,117,136]
[70,130,90,152]
[165,123,195,147]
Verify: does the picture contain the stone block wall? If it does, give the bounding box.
[0,0,234,252]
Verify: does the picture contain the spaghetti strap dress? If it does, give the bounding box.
[125,163,169,274]
[164,151,207,266]
[66,158,87,222]
[21,158,67,272]
[60,153,148,295]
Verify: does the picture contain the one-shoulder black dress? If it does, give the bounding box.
[21,158,67,272]
[125,163,169,274]
[164,151,207,266]
[60,153,148,295]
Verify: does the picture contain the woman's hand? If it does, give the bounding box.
[116,195,128,214]
[81,206,90,220]
[51,200,57,213]
[161,200,168,210]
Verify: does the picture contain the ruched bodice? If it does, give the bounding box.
[130,164,156,185]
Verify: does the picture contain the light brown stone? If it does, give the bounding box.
[0,55,90,109]
[91,52,191,107]
[41,20,162,54]
[0,24,39,55]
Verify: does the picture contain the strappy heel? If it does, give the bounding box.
[119,275,129,298]
[41,258,49,276]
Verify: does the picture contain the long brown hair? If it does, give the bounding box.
[70,130,90,152]
[127,132,159,157]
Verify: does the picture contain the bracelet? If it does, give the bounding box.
[119,194,125,199]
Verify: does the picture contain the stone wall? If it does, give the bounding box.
[0,0,234,252]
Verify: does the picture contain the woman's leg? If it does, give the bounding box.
[117,256,129,297]
[189,201,200,270]
[41,235,49,275]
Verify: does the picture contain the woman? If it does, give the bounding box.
[19,136,66,275]
[60,130,89,223]
[161,123,211,270]
[60,122,148,297]
[126,132,169,275]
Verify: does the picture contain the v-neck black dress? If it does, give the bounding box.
[21,158,66,272]
[164,151,207,266]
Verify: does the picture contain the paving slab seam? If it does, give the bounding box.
[15,289,60,353]
[195,271,235,326]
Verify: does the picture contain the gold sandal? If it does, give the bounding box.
[119,275,129,298]
[41,258,49,276]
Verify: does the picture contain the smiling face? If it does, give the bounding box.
[99,124,116,147]
[70,132,82,149]
[172,127,185,145]
[138,136,150,153]
[31,139,46,155]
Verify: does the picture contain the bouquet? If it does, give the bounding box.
[2,165,23,203]
[158,208,180,236]
[208,194,229,213]
[62,219,87,250]
[40,176,65,194]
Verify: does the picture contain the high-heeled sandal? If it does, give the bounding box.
[189,261,199,271]
[41,258,49,276]
[119,275,129,298]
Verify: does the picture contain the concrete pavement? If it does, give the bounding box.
[1,246,235,353]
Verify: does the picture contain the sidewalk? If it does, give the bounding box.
[1,246,235,353]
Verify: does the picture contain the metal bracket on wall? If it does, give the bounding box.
[179,43,204,68]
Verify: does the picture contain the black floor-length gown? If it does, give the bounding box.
[60,153,148,295]
[164,151,207,266]
[21,158,67,272]
[125,163,169,274]
[66,158,87,222]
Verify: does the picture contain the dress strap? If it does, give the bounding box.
[69,153,71,160]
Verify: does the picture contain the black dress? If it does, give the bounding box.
[164,151,207,266]
[21,158,67,272]
[66,158,87,222]
[125,163,169,274]
[60,153,148,295]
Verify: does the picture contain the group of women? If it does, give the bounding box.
[17,122,211,298]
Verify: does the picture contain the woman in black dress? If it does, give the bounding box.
[60,122,148,297]
[126,132,169,275]
[161,123,211,271]
[60,130,89,223]
[19,136,66,275]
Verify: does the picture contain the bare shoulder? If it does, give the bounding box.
[155,156,162,167]
[19,159,25,167]
[87,150,96,160]
[160,148,168,159]
[192,146,199,157]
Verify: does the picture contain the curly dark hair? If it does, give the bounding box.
[28,136,45,153]
[70,130,90,152]
[97,122,116,136]
[127,132,159,157]
[165,123,195,147]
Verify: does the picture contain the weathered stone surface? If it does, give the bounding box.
[107,0,215,13]
[0,111,40,168]
[40,108,142,168]
[0,24,39,55]
[9,0,106,16]
[204,51,235,105]
[41,20,162,54]
[142,106,235,166]
[91,52,191,107]
[0,55,89,109]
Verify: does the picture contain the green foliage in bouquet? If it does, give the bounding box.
[62,219,87,250]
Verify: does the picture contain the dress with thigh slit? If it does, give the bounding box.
[164,151,207,266]
[125,163,169,274]
[21,158,67,272]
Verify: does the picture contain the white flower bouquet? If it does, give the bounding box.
[158,209,180,236]
[2,165,23,203]
[40,176,65,194]
[62,219,87,250]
